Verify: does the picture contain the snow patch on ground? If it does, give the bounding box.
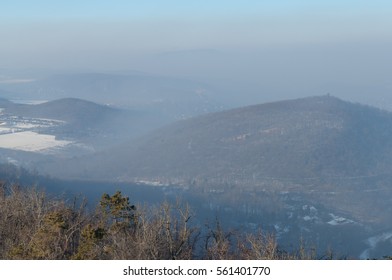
[10,99,47,105]
[0,131,72,152]
[0,110,72,154]
[327,213,354,226]
[0,127,12,133]
[302,205,320,222]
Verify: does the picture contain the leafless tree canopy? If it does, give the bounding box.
[0,183,319,260]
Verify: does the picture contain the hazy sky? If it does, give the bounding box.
[2,0,391,63]
[1,0,392,107]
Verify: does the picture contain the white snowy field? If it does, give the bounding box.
[0,131,72,152]
[0,127,11,133]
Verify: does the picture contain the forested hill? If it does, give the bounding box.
[3,97,117,124]
[94,95,392,186]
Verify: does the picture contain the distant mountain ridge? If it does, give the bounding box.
[0,72,223,121]
[3,97,116,123]
[96,95,392,185]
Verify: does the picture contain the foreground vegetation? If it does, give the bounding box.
[0,182,323,260]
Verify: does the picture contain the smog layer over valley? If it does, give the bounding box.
[1,1,392,260]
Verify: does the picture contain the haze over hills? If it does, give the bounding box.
[4,97,116,123]
[90,95,392,184]
[2,94,392,258]
[0,97,12,107]
[0,97,139,170]
[28,95,392,258]
[0,72,224,122]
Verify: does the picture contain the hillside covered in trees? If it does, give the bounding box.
[99,95,392,185]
